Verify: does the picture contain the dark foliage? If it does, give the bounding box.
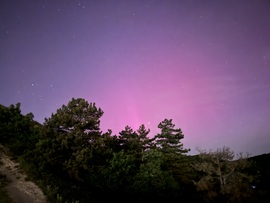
[0,98,269,203]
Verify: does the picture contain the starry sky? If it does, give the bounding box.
[1,0,270,156]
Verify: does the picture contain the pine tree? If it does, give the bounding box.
[36,98,106,181]
[137,124,154,152]
[154,118,189,154]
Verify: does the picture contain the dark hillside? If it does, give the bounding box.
[248,153,270,201]
[248,153,270,185]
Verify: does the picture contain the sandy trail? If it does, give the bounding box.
[0,144,47,203]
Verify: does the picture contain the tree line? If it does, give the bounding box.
[0,98,268,203]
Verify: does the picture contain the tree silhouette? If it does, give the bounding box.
[193,146,256,203]
[154,118,189,154]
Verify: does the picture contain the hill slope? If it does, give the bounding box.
[0,144,47,203]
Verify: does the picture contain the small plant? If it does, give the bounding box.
[56,193,63,203]
[0,173,13,203]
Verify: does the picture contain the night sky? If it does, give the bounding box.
[1,0,270,156]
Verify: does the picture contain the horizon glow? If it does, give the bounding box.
[1,0,270,156]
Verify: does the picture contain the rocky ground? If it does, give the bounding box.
[0,144,47,203]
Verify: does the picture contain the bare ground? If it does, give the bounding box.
[0,144,47,203]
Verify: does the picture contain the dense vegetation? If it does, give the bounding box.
[0,173,13,203]
[0,98,269,203]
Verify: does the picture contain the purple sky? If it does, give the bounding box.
[1,0,270,156]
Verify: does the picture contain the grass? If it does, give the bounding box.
[0,174,13,203]
[0,188,13,203]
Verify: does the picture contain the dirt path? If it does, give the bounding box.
[0,144,47,203]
